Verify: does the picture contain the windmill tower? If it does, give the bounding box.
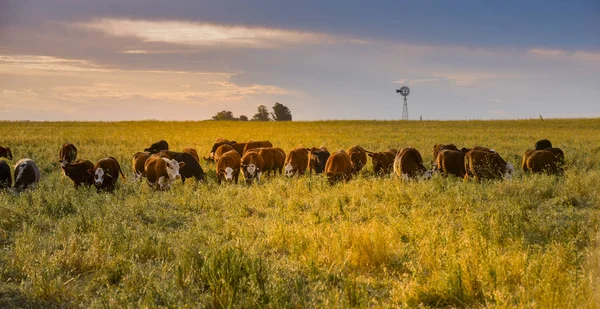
[396,86,410,120]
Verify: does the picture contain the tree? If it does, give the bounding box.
[252,105,271,121]
[271,102,292,121]
[211,110,236,121]
[239,115,248,121]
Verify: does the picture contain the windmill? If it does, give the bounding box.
[396,86,410,120]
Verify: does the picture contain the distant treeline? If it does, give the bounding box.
[212,102,292,121]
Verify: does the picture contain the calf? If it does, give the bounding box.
[0,146,13,160]
[347,145,371,174]
[62,159,94,188]
[59,143,77,167]
[522,149,563,175]
[159,150,205,183]
[88,157,125,192]
[464,150,514,181]
[369,150,396,175]
[241,151,265,184]
[132,151,151,180]
[145,156,185,190]
[243,141,273,155]
[435,148,469,177]
[0,161,11,190]
[285,148,309,177]
[432,143,458,164]
[13,159,41,193]
[324,150,353,185]
[182,148,200,162]
[308,147,330,175]
[216,150,241,184]
[144,140,169,154]
[394,148,432,180]
[214,144,235,162]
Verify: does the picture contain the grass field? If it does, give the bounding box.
[1,119,600,308]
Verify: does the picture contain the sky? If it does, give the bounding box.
[0,0,599,121]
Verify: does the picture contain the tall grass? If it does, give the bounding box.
[0,119,599,308]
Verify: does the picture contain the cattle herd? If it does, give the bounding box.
[0,138,565,194]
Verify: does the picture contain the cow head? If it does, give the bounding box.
[422,169,434,180]
[504,162,514,180]
[219,167,238,181]
[0,147,12,160]
[163,158,185,180]
[88,168,111,186]
[285,163,295,177]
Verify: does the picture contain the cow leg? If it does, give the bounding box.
[234,175,238,184]
[181,176,186,184]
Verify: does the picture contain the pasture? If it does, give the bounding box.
[1,119,600,308]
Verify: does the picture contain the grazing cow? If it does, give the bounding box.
[0,161,11,190]
[241,151,265,184]
[285,148,309,177]
[206,141,237,161]
[368,150,396,175]
[144,156,185,190]
[347,145,372,174]
[216,138,230,143]
[132,152,151,180]
[273,148,286,175]
[432,144,459,164]
[182,148,200,162]
[522,150,563,174]
[243,141,273,155]
[144,140,169,154]
[250,148,284,177]
[0,146,13,160]
[13,159,41,193]
[394,148,432,180]
[464,150,514,181]
[214,144,235,162]
[159,150,205,183]
[435,148,470,177]
[62,159,94,188]
[535,139,553,150]
[324,150,353,185]
[216,150,241,184]
[308,147,330,175]
[59,143,77,167]
[88,157,125,192]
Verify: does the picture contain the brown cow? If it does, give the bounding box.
[206,141,237,161]
[0,146,13,160]
[216,138,230,143]
[241,151,265,184]
[88,157,125,192]
[464,150,514,181]
[231,143,246,156]
[435,148,470,177]
[522,149,563,174]
[368,150,396,175]
[216,150,241,184]
[347,145,372,174]
[132,151,151,180]
[284,148,309,177]
[59,143,78,167]
[324,150,353,185]
[308,147,330,175]
[144,155,185,190]
[394,147,432,180]
[215,144,235,162]
[243,141,273,155]
[432,143,458,163]
[62,159,94,188]
[250,147,284,177]
[182,148,200,162]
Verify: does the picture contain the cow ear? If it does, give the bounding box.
[87,169,94,174]
[368,153,374,157]
[179,162,185,168]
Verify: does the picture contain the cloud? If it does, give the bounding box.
[528,48,600,63]
[77,18,364,48]
[393,78,444,85]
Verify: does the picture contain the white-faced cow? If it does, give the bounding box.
[159,150,205,183]
[285,148,309,177]
[217,150,241,184]
[144,156,185,190]
[13,159,40,193]
[464,149,514,181]
[241,151,265,184]
[88,157,125,192]
[394,148,433,180]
